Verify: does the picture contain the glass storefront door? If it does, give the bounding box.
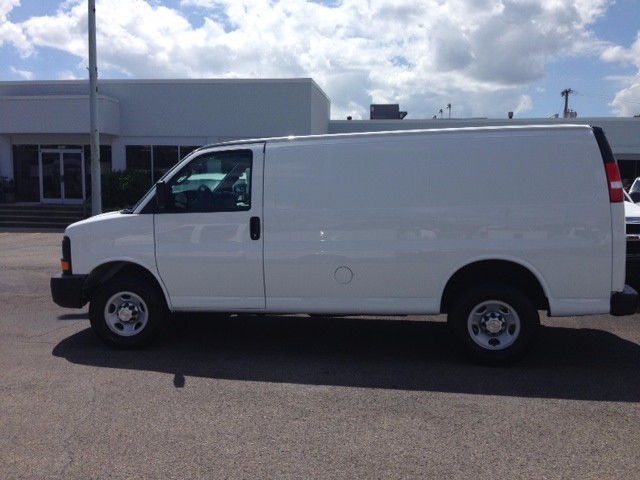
[39,149,85,204]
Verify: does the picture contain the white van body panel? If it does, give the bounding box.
[153,212,265,310]
[262,127,613,315]
[66,212,156,276]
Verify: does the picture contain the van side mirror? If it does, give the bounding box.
[155,181,169,210]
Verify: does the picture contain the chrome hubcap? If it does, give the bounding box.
[482,311,506,334]
[104,291,149,337]
[468,300,520,350]
[116,301,139,323]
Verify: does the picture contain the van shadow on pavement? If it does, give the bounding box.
[52,314,640,402]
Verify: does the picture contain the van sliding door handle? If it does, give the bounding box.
[250,217,261,240]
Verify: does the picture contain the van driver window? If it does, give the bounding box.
[165,150,252,213]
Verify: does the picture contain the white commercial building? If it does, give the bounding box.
[0,78,330,204]
[1,78,639,204]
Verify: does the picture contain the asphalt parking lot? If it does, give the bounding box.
[1,230,640,479]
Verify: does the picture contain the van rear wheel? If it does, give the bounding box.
[448,283,539,365]
[89,276,167,349]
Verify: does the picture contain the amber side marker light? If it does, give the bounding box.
[61,260,71,274]
[61,236,72,274]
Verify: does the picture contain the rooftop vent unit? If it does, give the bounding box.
[370,104,407,120]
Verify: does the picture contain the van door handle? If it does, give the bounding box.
[250,217,261,240]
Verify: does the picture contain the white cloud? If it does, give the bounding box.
[0,0,32,55]
[9,65,33,80]
[602,33,640,116]
[0,0,19,17]
[610,80,640,116]
[57,69,80,80]
[605,75,640,117]
[602,33,640,66]
[5,0,624,118]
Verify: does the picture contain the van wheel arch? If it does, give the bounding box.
[84,262,167,308]
[440,260,548,314]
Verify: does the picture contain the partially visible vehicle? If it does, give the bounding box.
[623,190,640,229]
[624,190,640,292]
[628,177,640,202]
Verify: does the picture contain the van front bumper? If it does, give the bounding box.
[610,285,639,316]
[50,273,88,308]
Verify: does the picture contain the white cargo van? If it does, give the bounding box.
[51,125,638,363]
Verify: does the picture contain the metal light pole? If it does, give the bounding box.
[88,0,102,214]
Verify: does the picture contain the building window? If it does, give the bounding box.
[126,145,153,188]
[618,159,640,190]
[179,145,201,158]
[153,145,179,182]
[12,145,39,202]
[126,145,202,186]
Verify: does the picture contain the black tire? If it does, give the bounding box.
[89,275,167,349]
[448,283,540,365]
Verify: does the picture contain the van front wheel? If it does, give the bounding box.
[89,276,167,349]
[448,284,539,364]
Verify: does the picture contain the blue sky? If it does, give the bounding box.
[1,0,639,119]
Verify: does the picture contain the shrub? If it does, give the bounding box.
[101,170,151,210]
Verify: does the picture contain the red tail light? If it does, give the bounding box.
[593,126,623,203]
[605,162,623,203]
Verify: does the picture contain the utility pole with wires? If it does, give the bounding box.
[561,88,574,118]
[88,0,101,215]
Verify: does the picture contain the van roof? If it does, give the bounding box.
[199,123,594,151]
